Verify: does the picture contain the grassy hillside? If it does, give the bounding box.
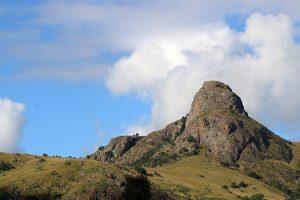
[0,153,133,199]
[146,151,286,200]
[291,142,300,169]
[0,143,299,199]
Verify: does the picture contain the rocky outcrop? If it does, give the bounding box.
[90,135,142,162]
[90,81,293,166]
[186,81,247,124]
[182,81,292,164]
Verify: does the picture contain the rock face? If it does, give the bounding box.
[90,135,142,162]
[186,81,247,124]
[91,81,293,166]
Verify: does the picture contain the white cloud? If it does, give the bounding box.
[2,1,300,81]
[0,98,26,153]
[106,13,300,140]
[1,1,300,140]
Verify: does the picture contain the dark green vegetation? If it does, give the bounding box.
[0,161,13,171]
[122,175,151,200]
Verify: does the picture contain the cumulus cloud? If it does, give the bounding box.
[106,13,300,140]
[0,98,26,153]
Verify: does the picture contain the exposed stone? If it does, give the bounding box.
[91,80,293,166]
[187,81,247,125]
[90,135,143,162]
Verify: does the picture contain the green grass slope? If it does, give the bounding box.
[0,153,133,199]
[0,142,299,199]
[146,152,286,200]
[291,142,300,169]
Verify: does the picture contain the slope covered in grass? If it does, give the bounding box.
[291,142,300,169]
[146,152,286,200]
[1,143,299,199]
[0,153,132,199]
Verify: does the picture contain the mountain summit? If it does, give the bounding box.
[91,80,293,166]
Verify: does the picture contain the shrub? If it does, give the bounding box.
[187,135,197,143]
[0,161,13,171]
[230,182,240,188]
[98,146,104,151]
[239,181,248,187]
[222,185,229,190]
[297,161,300,170]
[149,152,179,167]
[246,171,261,180]
[121,175,151,200]
[134,166,147,175]
[86,155,91,159]
[42,153,48,157]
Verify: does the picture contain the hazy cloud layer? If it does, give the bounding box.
[106,13,300,140]
[0,98,26,153]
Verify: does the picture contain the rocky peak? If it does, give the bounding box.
[187,80,247,124]
[91,80,292,166]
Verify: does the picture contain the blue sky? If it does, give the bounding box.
[1,0,300,157]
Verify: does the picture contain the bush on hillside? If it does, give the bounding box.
[134,166,147,175]
[122,175,151,200]
[245,171,261,180]
[230,182,239,188]
[0,161,13,171]
[239,181,248,187]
